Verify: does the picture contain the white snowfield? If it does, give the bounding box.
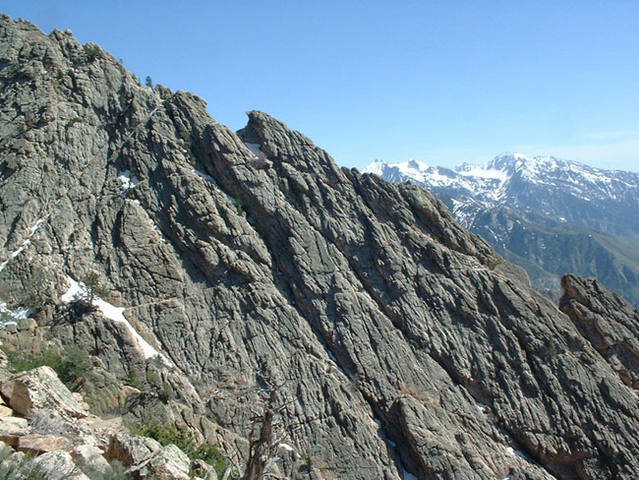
[61,276,172,367]
[0,302,30,328]
[364,153,638,205]
[0,216,48,273]
[364,153,639,239]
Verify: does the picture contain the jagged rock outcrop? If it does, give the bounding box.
[560,274,639,390]
[1,14,639,479]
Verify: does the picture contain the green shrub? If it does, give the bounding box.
[131,422,234,478]
[65,117,82,130]
[191,443,234,478]
[125,368,143,389]
[81,271,110,304]
[131,422,194,453]
[2,344,92,391]
[83,43,101,62]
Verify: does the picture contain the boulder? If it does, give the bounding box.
[0,380,13,404]
[0,415,30,447]
[17,433,72,454]
[30,450,90,480]
[131,443,191,480]
[16,318,37,332]
[105,432,161,466]
[192,458,216,479]
[0,447,28,473]
[72,444,113,478]
[9,366,89,418]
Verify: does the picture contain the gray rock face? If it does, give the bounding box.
[1,13,639,479]
[560,274,639,389]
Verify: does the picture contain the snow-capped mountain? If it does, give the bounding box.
[365,154,639,303]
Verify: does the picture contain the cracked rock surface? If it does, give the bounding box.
[1,14,638,479]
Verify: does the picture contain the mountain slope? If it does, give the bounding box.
[365,155,639,303]
[1,14,639,479]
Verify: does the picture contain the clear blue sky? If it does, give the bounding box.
[4,1,639,171]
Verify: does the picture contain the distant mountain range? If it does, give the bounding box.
[364,153,639,304]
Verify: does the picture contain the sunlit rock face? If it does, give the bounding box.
[1,14,639,479]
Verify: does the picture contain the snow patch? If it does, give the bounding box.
[278,443,295,452]
[193,168,217,184]
[192,169,238,205]
[458,165,508,182]
[505,446,528,460]
[362,160,387,176]
[244,142,263,159]
[117,170,140,195]
[402,469,418,480]
[61,277,172,367]
[0,216,49,273]
[0,301,32,328]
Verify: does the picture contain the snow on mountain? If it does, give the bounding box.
[364,153,639,232]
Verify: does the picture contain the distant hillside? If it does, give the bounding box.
[365,154,639,303]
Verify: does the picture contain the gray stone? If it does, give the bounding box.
[131,443,191,480]
[71,444,113,478]
[16,318,37,332]
[9,366,88,418]
[30,450,90,480]
[560,274,639,389]
[0,14,638,480]
[105,432,161,467]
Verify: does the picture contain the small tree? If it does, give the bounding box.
[238,380,305,480]
[145,76,153,88]
[242,389,277,480]
[83,43,100,62]
[82,272,108,306]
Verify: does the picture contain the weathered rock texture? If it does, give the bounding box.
[1,14,639,479]
[560,274,639,390]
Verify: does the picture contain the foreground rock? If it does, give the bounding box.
[130,444,191,480]
[0,364,216,479]
[8,366,89,418]
[105,432,162,467]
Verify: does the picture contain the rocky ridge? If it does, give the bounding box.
[0,14,638,479]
